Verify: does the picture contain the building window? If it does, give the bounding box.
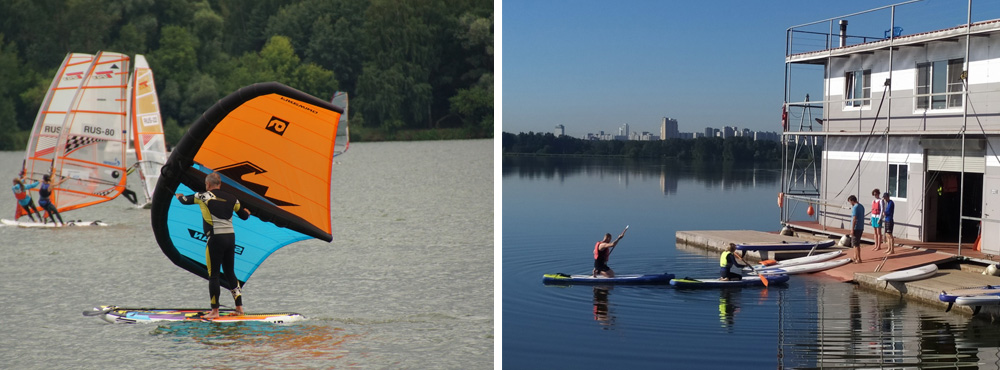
[845,69,871,107]
[916,58,964,110]
[889,163,908,199]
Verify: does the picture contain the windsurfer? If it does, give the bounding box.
[175,171,251,319]
[38,174,65,226]
[12,177,43,222]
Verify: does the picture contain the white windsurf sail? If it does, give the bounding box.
[129,54,166,205]
[16,53,94,219]
[49,51,130,214]
[331,91,349,157]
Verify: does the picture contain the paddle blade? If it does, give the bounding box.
[759,274,769,287]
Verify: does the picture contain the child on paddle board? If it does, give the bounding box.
[12,177,42,222]
[719,243,745,281]
[848,195,865,263]
[593,227,627,278]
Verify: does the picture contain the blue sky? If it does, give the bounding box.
[501,0,999,138]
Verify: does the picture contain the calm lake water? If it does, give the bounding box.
[502,156,1000,369]
[0,140,493,369]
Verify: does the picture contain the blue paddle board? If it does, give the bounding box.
[542,272,674,285]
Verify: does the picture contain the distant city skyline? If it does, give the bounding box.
[556,120,780,143]
[502,0,995,138]
[548,119,779,141]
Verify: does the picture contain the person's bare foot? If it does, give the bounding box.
[202,313,220,320]
[234,307,244,316]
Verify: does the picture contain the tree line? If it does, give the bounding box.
[0,0,493,150]
[502,131,801,162]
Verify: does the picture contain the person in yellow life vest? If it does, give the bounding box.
[720,243,745,281]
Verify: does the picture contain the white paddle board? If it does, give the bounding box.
[877,264,938,282]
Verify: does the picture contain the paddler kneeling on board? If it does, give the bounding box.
[719,243,745,281]
[176,172,252,319]
[593,227,628,278]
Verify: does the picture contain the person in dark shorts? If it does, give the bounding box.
[593,227,627,277]
[882,192,895,254]
[38,174,66,226]
[848,195,865,263]
[176,172,252,319]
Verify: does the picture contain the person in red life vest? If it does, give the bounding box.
[870,188,884,251]
[11,177,42,222]
[592,228,628,277]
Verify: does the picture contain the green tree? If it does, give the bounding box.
[303,0,367,95]
[356,0,438,131]
[153,25,199,91]
[0,34,29,149]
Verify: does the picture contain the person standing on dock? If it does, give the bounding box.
[882,192,895,255]
[849,195,865,263]
[719,243,745,281]
[871,188,884,251]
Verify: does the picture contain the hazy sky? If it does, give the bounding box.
[501,0,997,138]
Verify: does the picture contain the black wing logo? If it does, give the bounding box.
[216,161,298,207]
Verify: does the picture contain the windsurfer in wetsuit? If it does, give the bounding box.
[176,172,251,319]
[38,174,65,226]
[12,177,43,222]
[12,177,42,222]
[593,227,627,278]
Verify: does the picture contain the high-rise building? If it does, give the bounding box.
[555,124,565,137]
[660,117,679,140]
[619,123,630,139]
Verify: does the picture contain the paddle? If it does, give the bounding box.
[736,253,769,287]
[592,225,628,277]
[606,225,628,259]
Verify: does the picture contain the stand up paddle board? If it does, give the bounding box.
[1,219,108,228]
[754,258,852,276]
[955,295,1000,306]
[83,306,305,324]
[939,285,1000,303]
[542,272,674,285]
[744,250,843,271]
[669,274,789,288]
[735,240,836,252]
[877,264,938,282]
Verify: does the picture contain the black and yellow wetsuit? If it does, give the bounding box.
[177,189,250,309]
